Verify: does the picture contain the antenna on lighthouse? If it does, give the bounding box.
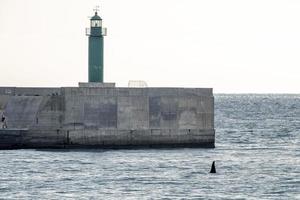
[93,5,100,14]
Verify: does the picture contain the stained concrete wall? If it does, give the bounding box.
[4,96,44,128]
[0,86,214,149]
[0,87,61,96]
[0,129,25,149]
[66,129,214,148]
[33,96,64,130]
[62,87,214,130]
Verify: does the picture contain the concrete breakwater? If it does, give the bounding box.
[0,85,215,149]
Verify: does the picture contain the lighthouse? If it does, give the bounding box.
[86,9,107,83]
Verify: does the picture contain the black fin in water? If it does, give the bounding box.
[210,161,216,173]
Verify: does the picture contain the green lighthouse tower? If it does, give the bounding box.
[86,9,107,82]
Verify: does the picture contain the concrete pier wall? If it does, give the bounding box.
[0,86,214,149]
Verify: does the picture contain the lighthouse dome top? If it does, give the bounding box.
[91,12,102,20]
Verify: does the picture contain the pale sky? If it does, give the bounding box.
[0,0,299,93]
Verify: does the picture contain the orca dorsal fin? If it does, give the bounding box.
[210,161,216,173]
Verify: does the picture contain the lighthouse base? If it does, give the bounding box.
[79,82,115,88]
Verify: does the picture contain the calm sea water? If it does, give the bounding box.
[0,94,299,199]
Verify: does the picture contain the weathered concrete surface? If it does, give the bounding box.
[4,96,44,128]
[66,129,214,148]
[0,129,27,149]
[0,86,215,149]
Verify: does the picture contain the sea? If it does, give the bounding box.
[0,94,299,199]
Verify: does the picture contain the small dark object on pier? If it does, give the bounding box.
[210,161,216,173]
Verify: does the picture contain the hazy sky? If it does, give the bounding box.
[0,0,299,93]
